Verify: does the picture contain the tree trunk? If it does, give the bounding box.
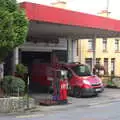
[0,63,4,80]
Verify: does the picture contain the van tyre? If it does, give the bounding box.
[73,87,82,98]
[94,93,98,97]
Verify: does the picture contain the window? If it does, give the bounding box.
[103,38,107,51]
[67,70,73,79]
[96,58,101,64]
[111,58,115,75]
[88,39,93,50]
[115,39,119,51]
[71,65,91,76]
[85,58,92,71]
[104,58,108,74]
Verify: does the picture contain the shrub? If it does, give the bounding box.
[15,64,28,79]
[2,76,25,96]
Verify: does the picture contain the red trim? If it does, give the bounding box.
[20,2,120,32]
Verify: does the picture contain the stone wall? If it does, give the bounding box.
[0,97,36,113]
[112,77,120,88]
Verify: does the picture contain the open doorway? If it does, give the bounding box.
[21,50,67,93]
[21,51,51,92]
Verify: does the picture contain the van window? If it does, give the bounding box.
[71,65,91,76]
[67,70,72,79]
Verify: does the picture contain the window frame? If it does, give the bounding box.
[115,39,119,52]
[103,38,107,51]
[96,58,101,65]
[111,58,115,75]
[104,58,108,74]
[88,39,93,51]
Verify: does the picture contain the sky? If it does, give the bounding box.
[17,0,120,20]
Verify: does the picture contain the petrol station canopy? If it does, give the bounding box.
[21,2,120,40]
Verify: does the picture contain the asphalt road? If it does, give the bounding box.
[1,88,120,120]
[0,98,120,120]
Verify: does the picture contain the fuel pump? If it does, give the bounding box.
[59,70,68,104]
[52,69,68,104]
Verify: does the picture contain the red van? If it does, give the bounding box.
[31,62,104,96]
[62,63,104,97]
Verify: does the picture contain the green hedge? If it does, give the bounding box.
[2,76,25,95]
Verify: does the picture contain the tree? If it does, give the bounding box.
[0,0,28,79]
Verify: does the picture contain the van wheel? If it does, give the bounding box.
[73,87,82,98]
[94,93,98,97]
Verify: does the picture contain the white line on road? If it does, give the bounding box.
[16,114,45,119]
[89,102,116,108]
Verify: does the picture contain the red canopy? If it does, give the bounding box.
[20,2,120,39]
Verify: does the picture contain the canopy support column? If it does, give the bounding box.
[12,47,19,74]
[67,38,73,63]
[72,40,79,62]
[92,35,96,70]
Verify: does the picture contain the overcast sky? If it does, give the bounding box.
[17,0,120,20]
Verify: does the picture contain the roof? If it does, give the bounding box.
[20,2,120,39]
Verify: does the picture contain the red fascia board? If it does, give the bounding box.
[20,2,120,32]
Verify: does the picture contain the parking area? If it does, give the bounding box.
[30,88,120,112]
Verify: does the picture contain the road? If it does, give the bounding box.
[0,100,120,120]
[0,88,120,120]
